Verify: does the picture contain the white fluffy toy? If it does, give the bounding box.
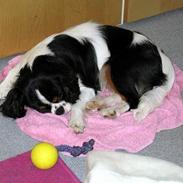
[85,151,183,183]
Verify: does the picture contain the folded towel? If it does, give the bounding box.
[1,56,183,154]
[84,151,183,183]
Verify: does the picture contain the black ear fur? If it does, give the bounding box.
[0,88,26,118]
[62,75,80,104]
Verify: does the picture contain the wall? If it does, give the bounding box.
[0,0,122,57]
[124,0,183,22]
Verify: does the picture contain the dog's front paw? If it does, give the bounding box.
[69,119,85,134]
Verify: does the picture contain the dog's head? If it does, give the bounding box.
[26,74,80,115]
[1,67,80,118]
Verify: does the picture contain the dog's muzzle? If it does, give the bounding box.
[51,101,71,115]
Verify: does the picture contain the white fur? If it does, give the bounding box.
[36,89,51,105]
[132,32,148,45]
[51,101,71,114]
[86,94,130,118]
[63,22,110,70]
[69,79,96,133]
[133,49,175,121]
[85,151,183,183]
[100,101,130,118]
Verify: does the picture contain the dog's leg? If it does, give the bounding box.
[69,86,96,133]
[133,50,175,121]
[99,100,130,118]
[132,87,168,121]
[85,93,120,110]
[86,93,130,118]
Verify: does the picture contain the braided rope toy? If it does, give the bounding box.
[56,139,95,157]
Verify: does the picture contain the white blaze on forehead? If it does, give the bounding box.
[35,89,51,105]
[35,89,71,114]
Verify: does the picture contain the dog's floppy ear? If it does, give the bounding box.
[0,88,26,118]
[63,75,80,104]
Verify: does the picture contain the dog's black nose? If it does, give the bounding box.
[55,106,64,115]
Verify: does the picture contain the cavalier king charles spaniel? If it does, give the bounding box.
[0,22,175,133]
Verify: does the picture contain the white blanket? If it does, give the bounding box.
[84,151,183,183]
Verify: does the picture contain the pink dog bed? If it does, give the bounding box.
[1,56,183,154]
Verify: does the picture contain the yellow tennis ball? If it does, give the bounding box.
[31,143,58,170]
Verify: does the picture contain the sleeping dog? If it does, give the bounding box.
[0,22,175,133]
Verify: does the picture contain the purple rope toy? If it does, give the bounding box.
[56,139,95,157]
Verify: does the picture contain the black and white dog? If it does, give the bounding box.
[0,22,174,133]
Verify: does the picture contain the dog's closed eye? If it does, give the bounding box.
[38,105,51,113]
[39,106,47,110]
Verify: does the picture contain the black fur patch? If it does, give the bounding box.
[1,35,99,118]
[48,34,100,91]
[100,25,134,54]
[101,26,166,108]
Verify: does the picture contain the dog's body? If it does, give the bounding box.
[0,22,175,133]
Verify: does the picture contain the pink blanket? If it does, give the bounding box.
[1,56,183,154]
